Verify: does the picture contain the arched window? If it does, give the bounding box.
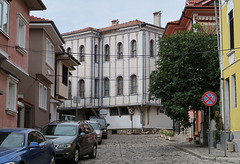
[104,77,109,97]
[105,44,110,61]
[131,40,136,58]
[130,75,137,94]
[79,79,85,98]
[117,42,123,59]
[150,40,154,57]
[67,47,71,55]
[94,45,98,63]
[117,76,123,95]
[79,45,85,62]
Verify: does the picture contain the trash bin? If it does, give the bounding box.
[220,131,230,151]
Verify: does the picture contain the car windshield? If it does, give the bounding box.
[89,123,100,130]
[41,125,77,136]
[0,132,25,148]
[90,118,106,126]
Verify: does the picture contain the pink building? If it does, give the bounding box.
[0,0,45,128]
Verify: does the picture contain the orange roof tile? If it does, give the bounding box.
[62,27,98,36]
[30,16,52,22]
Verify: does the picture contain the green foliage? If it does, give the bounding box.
[214,110,224,142]
[149,24,220,127]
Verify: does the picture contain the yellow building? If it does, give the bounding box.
[221,0,240,151]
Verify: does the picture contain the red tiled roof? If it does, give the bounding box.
[186,0,215,7]
[99,20,144,32]
[30,16,52,22]
[62,20,146,36]
[168,20,180,24]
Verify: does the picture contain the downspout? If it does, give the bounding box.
[101,36,104,111]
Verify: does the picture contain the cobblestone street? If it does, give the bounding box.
[78,134,224,164]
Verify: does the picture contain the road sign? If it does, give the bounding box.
[202,91,217,106]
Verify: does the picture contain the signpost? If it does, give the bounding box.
[202,91,217,154]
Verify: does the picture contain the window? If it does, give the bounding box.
[68,81,72,99]
[120,107,129,115]
[94,45,98,63]
[117,42,123,59]
[232,74,237,108]
[16,13,27,54]
[79,79,85,98]
[39,83,47,110]
[94,79,99,98]
[104,78,109,97]
[229,10,234,50]
[150,40,154,57]
[130,75,137,94]
[105,45,110,61]
[67,47,71,55]
[117,76,123,95]
[0,0,9,34]
[46,38,54,68]
[6,75,19,115]
[62,64,68,86]
[110,108,119,116]
[131,40,136,58]
[79,45,85,62]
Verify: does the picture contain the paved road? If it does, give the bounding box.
[78,134,223,164]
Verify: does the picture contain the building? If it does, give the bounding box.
[164,0,218,145]
[0,0,46,128]
[220,0,240,151]
[59,12,173,133]
[18,16,79,129]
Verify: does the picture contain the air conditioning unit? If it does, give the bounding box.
[226,142,234,152]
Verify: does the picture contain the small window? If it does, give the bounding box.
[94,45,98,63]
[150,40,154,57]
[80,45,85,62]
[232,74,237,108]
[130,40,136,58]
[79,79,85,98]
[16,13,27,54]
[117,42,123,59]
[6,75,19,114]
[62,64,68,86]
[0,0,9,34]
[110,108,119,116]
[104,78,109,97]
[120,107,129,115]
[46,38,54,68]
[229,10,234,50]
[39,83,47,110]
[130,75,137,94]
[105,45,110,61]
[117,76,123,95]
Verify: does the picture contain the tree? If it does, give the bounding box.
[149,25,220,128]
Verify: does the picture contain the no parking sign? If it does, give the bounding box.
[202,91,217,106]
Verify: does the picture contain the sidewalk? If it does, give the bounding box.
[161,133,240,163]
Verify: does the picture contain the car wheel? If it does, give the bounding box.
[72,147,79,164]
[49,154,55,164]
[89,144,97,159]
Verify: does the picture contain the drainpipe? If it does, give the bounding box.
[101,36,104,111]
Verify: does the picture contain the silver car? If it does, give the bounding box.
[84,120,102,145]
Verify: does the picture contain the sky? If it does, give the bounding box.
[31,0,187,34]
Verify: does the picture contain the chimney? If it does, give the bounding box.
[153,11,161,27]
[112,19,119,26]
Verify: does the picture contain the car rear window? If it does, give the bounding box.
[90,118,106,126]
[41,125,77,136]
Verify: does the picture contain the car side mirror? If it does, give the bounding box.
[107,123,110,127]
[29,142,40,149]
[79,132,85,137]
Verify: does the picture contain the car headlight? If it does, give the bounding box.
[4,162,16,164]
[57,144,71,149]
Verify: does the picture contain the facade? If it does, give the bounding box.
[220,0,240,151]
[0,0,45,128]
[60,12,173,132]
[164,0,218,144]
[18,16,79,129]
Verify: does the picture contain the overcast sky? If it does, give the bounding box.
[31,0,186,34]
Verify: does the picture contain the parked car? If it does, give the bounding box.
[60,114,76,121]
[84,120,102,145]
[90,116,110,139]
[41,121,97,164]
[0,128,55,164]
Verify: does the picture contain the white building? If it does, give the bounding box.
[59,11,173,133]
